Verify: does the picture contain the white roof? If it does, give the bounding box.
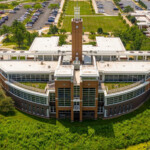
[29,37,59,52]
[97,61,150,74]
[80,65,99,77]
[29,36,126,53]
[55,65,74,77]
[95,37,126,51]
[0,61,58,74]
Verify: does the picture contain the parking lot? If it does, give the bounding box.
[3,7,26,26]
[96,0,119,16]
[1,0,60,30]
[141,0,150,9]
[120,0,142,11]
[31,0,60,30]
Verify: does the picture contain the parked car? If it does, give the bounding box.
[0,10,4,14]
[113,7,119,11]
[98,9,104,13]
[1,18,5,23]
[45,22,53,25]
[9,10,16,13]
[26,23,33,27]
[2,16,8,20]
[48,17,55,22]
[14,7,20,11]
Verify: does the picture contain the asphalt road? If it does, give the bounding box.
[4,7,26,26]
[120,0,137,10]
[3,3,34,27]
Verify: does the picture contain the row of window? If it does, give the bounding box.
[58,88,71,106]
[38,55,58,61]
[109,103,133,116]
[0,68,7,78]
[9,86,47,105]
[98,93,104,102]
[21,103,47,116]
[50,93,55,102]
[96,56,116,61]
[83,88,96,106]
[74,86,80,98]
[9,74,51,82]
[105,75,145,82]
[106,86,146,105]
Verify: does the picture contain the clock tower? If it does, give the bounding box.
[72,7,82,62]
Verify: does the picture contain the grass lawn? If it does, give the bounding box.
[20,82,47,89]
[0,87,150,149]
[105,82,133,90]
[65,0,94,15]
[62,16,126,32]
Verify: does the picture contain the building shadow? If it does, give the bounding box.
[58,98,150,137]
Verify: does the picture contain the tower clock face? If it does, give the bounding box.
[76,26,78,29]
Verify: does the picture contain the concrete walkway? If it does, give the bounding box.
[54,0,65,25]
[122,15,133,27]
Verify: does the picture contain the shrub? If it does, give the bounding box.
[97,27,103,34]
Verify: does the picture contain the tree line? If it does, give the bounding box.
[0,20,38,49]
[0,88,14,114]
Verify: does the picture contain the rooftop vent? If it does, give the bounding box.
[41,61,44,65]
[48,65,51,68]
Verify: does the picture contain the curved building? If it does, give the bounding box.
[0,9,150,121]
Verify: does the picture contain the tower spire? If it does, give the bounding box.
[72,2,82,63]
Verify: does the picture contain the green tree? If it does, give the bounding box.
[49,25,58,34]
[1,25,11,42]
[97,27,103,34]
[90,31,95,35]
[0,4,8,9]
[15,29,25,48]
[48,4,59,10]
[60,28,66,34]
[26,31,38,46]
[12,20,27,48]
[11,1,19,6]
[123,6,134,13]
[34,3,42,9]
[0,97,14,113]
[59,34,67,45]
[24,5,32,9]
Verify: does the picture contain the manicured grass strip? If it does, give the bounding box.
[20,82,47,89]
[65,1,94,15]
[62,16,126,32]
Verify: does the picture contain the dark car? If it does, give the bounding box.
[113,7,119,10]
[9,10,16,13]
[14,7,20,11]
[48,17,55,22]
[2,16,8,20]
[1,18,5,23]
[27,21,34,25]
